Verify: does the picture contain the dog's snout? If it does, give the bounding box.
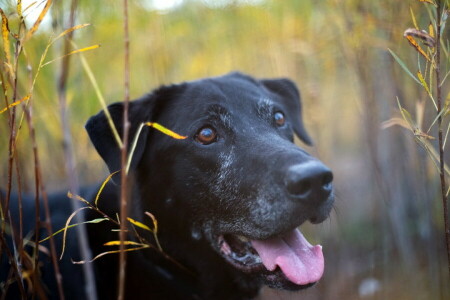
[285,162,333,201]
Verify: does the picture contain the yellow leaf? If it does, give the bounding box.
[0,94,30,114]
[145,122,187,139]
[410,7,419,30]
[24,0,52,42]
[16,0,22,18]
[72,246,149,264]
[414,129,435,139]
[418,0,436,5]
[23,1,37,14]
[145,212,162,251]
[104,240,146,246]
[144,212,158,234]
[0,9,12,78]
[429,22,435,38]
[127,217,152,232]
[76,43,123,148]
[67,191,90,205]
[54,24,91,42]
[95,170,120,207]
[42,44,101,67]
[404,35,431,61]
[40,218,108,243]
[417,70,432,97]
[60,207,90,260]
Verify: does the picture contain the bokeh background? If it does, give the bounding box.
[1,0,449,299]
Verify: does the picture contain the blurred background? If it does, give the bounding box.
[1,0,449,299]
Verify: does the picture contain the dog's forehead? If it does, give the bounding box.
[180,77,276,112]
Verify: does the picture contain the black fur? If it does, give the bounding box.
[1,72,334,299]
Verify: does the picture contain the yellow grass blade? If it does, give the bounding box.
[104,240,146,247]
[417,70,437,110]
[54,23,91,42]
[144,122,188,140]
[24,0,52,42]
[126,123,145,174]
[76,42,123,148]
[410,7,419,30]
[145,212,162,251]
[414,130,435,140]
[17,0,22,17]
[144,212,158,234]
[23,1,37,14]
[429,22,435,38]
[127,122,186,174]
[0,8,13,79]
[0,94,30,114]
[42,45,101,67]
[67,191,90,206]
[417,138,450,176]
[72,246,149,264]
[39,218,108,243]
[404,34,431,62]
[60,207,90,259]
[418,0,436,5]
[127,217,152,232]
[95,170,120,207]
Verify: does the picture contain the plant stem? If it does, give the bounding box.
[118,0,130,299]
[435,0,450,276]
[24,105,65,300]
[57,1,98,299]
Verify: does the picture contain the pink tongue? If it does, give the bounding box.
[251,229,324,285]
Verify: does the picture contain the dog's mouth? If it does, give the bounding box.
[216,228,324,288]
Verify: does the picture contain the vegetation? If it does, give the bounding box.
[0,0,449,299]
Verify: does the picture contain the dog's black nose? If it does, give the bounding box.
[285,162,333,201]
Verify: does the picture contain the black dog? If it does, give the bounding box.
[1,72,334,299]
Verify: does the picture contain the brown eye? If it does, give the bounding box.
[274,112,286,127]
[195,126,217,145]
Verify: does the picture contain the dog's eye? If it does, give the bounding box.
[195,126,218,145]
[274,112,286,127]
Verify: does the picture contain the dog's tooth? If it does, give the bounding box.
[220,239,232,255]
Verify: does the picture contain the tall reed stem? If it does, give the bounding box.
[57,1,98,298]
[435,0,450,275]
[118,0,130,299]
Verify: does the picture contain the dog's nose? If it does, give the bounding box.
[285,161,333,201]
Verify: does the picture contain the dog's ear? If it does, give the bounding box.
[85,96,155,176]
[261,78,312,145]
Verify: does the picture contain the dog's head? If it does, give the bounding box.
[86,72,334,292]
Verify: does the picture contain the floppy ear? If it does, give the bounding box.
[85,95,155,177]
[261,78,313,145]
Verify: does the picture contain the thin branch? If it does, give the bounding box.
[435,0,450,276]
[23,104,65,300]
[56,0,98,299]
[118,0,130,299]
